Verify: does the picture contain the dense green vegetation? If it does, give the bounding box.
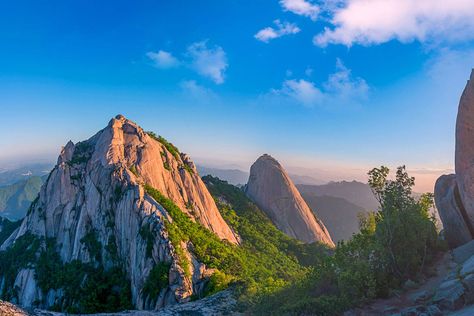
[147,132,180,160]
[0,217,21,245]
[35,238,132,313]
[147,132,194,174]
[67,141,92,166]
[139,223,156,258]
[254,166,442,315]
[146,179,329,306]
[0,233,41,300]
[0,231,132,313]
[143,262,171,299]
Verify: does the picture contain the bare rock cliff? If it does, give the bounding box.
[245,154,334,246]
[435,70,474,248]
[0,115,238,310]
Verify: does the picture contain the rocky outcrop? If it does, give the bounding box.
[434,175,473,248]
[435,70,474,248]
[0,115,238,311]
[456,70,474,228]
[0,300,31,316]
[245,154,334,246]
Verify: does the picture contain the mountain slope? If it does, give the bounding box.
[302,193,367,242]
[0,176,44,220]
[197,166,249,186]
[0,115,239,312]
[0,116,330,314]
[297,180,379,211]
[245,154,334,246]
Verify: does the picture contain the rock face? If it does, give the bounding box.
[435,70,474,248]
[0,115,238,310]
[245,154,334,246]
[456,70,474,227]
[434,174,472,248]
[0,300,30,316]
[1,290,237,316]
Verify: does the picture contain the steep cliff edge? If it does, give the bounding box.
[245,154,334,246]
[0,115,238,312]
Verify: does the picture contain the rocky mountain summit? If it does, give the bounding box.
[0,115,239,312]
[435,70,474,248]
[245,154,334,246]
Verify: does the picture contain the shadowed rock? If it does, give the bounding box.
[435,70,474,248]
[435,174,472,248]
[456,70,474,229]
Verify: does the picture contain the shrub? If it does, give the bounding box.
[254,166,442,314]
[146,132,180,160]
[142,262,171,300]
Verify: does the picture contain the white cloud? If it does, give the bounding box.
[314,0,474,47]
[146,50,179,68]
[280,0,320,21]
[277,79,323,106]
[255,20,301,43]
[187,41,228,84]
[323,58,369,99]
[271,59,368,107]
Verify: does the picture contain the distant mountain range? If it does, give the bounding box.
[302,194,367,242]
[0,163,52,186]
[0,175,45,220]
[297,181,379,211]
[197,165,324,186]
[197,166,378,241]
[197,166,249,186]
[0,164,378,241]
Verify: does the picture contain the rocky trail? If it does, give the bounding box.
[348,240,474,316]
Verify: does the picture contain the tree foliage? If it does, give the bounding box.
[256,166,442,315]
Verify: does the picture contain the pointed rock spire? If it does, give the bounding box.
[245,154,334,246]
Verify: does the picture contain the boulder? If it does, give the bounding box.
[434,174,472,248]
[453,240,474,264]
[461,255,474,277]
[245,154,334,246]
[432,278,465,310]
[456,70,474,231]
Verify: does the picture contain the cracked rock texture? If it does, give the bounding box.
[0,115,238,311]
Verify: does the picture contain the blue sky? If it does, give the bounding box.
[1,0,474,191]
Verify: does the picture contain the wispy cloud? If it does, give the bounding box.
[187,41,228,84]
[314,0,474,47]
[180,80,218,103]
[269,59,368,107]
[146,41,228,84]
[323,58,369,100]
[274,79,323,106]
[146,50,180,68]
[255,20,300,43]
[280,0,320,21]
